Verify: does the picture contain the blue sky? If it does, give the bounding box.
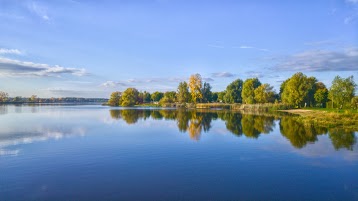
[0,0,357,98]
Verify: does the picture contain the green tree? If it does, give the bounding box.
[189,73,203,103]
[281,72,316,107]
[151,91,164,102]
[254,84,275,103]
[159,91,177,105]
[121,88,139,106]
[314,88,328,108]
[329,75,356,108]
[201,82,212,103]
[242,78,261,104]
[0,91,8,102]
[279,79,289,101]
[211,92,219,102]
[351,97,358,110]
[218,91,226,102]
[142,91,151,103]
[224,79,243,103]
[176,81,191,103]
[305,77,318,107]
[108,91,122,106]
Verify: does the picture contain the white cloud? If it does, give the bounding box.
[344,15,357,24]
[245,71,264,78]
[27,1,51,21]
[0,57,87,77]
[273,48,358,72]
[212,72,235,78]
[233,45,269,52]
[100,81,127,88]
[0,48,22,55]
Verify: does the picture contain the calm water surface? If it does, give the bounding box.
[0,105,357,201]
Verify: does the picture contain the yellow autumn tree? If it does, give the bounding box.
[189,73,202,103]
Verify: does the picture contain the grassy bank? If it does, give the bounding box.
[281,109,358,129]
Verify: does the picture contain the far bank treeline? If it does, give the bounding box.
[108,72,357,109]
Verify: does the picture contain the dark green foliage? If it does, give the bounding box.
[224,79,243,103]
[151,91,164,102]
[201,82,212,103]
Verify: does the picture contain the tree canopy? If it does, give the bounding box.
[176,81,191,103]
[121,88,139,106]
[189,73,203,103]
[281,72,316,107]
[242,78,261,104]
[224,79,243,103]
[329,75,356,108]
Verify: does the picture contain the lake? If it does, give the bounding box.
[0,105,357,200]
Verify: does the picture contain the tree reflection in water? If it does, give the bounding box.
[109,109,357,150]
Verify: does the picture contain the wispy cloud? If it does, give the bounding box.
[346,0,358,4]
[27,1,50,21]
[100,81,127,88]
[44,88,104,97]
[0,48,22,55]
[245,71,264,78]
[233,45,269,52]
[126,77,186,84]
[344,14,358,24]
[272,48,358,72]
[0,57,87,77]
[203,77,214,82]
[304,40,336,47]
[211,72,235,78]
[344,0,358,24]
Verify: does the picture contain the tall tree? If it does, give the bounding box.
[254,84,275,103]
[108,91,122,106]
[201,82,212,103]
[329,75,356,108]
[189,73,203,103]
[176,81,191,103]
[242,78,261,104]
[121,88,139,106]
[224,79,243,103]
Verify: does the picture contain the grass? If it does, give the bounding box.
[283,108,358,129]
[302,107,358,114]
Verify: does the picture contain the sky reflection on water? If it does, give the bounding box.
[0,105,357,200]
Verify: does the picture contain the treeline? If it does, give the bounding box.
[0,93,108,104]
[109,72,357,109]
